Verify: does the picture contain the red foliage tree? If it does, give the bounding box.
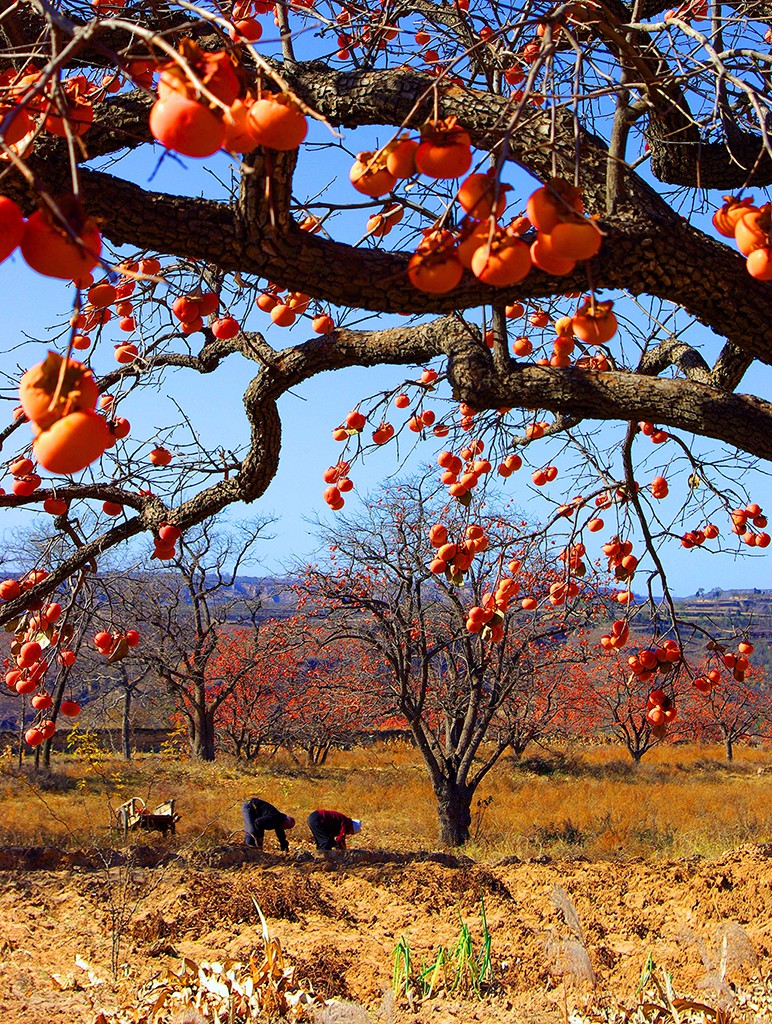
[683,657,771,761]
[565,653,684,763]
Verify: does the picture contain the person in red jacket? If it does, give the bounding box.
[307,809,362,850]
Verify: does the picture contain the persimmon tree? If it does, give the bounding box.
[118,520,272,759]
[213,616,388,762]
[0,532,143,765]
[211,625,285,760]
[1,0,771,748]
[103,661,156,760]
[302,481,599,845]
[567,653,682,762]
[684,643,770,760]
[488,656,574,759]
[277,639,387,764]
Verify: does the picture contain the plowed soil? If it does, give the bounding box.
[1,844,771,1023]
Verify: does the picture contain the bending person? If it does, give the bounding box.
[307,808,362,851]
[242,797,295,851]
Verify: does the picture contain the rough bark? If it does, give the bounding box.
[435,779,475,848]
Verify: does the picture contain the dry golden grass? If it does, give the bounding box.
[1,738,771,861]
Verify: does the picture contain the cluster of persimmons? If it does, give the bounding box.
[713,195,772,281]
[1,576,77,747]
[1,565,145,746]
[349,147,605,295]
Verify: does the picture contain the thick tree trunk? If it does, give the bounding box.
[435,780,474,847]
[190,707,217,761]
[724,731,734,762]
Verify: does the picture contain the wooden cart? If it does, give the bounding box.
[115,797,180,837]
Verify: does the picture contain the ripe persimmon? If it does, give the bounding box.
[471,232,531,286]
[172,295,200,322]
[712,195,756,237]
[247,93,308,150]
[0,104,32,148]
[150,95,225,158]
[548,217,602,260]
[350,151,397,197]
[39,720,56,740]
[197,292,219,316]
[20,352,99,431]
[222,97,259,153]
[21,200,102,280]
[415,117,472,179]
[25,726,44,747]
[372,423,394,444]
[10,456,34,477]
[114,343,139,363]
[746,246,772,280]
[526,178,583,232]
[43,497,69,515]
[529,236,576,275]
[33,410,112,474]
[271,303,296,327]
[0,196,24,263]
[312,314,335,333]
[43,76,95,138]
[111,416,131,439]
[408,230,463,293]
[456,220,495,268]
[0,579,21,600]
[149,446,172,466]
[734,205,770,255]
[385,136,419,178]
[457,172,509,219]
[212,316,240,339]
[571,298,618,344]
[230,17,263,41]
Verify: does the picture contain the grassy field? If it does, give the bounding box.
[2,737,771,861]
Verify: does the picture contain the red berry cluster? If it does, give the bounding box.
[465,562,524,642]
[427,522,489,578]
[600,618,629,651]
[171,290,219,335]
[680,523,720,547]
[729,502,770,547]
[323,460,353,511]
[693,639,754,692]
[437,440,491,503]
[638,421,670,444]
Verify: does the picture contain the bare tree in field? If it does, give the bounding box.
[121,520,272,760]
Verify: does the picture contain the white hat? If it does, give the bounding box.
[351,819,362,834]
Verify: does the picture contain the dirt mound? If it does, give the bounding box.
[1,844,771,1024]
